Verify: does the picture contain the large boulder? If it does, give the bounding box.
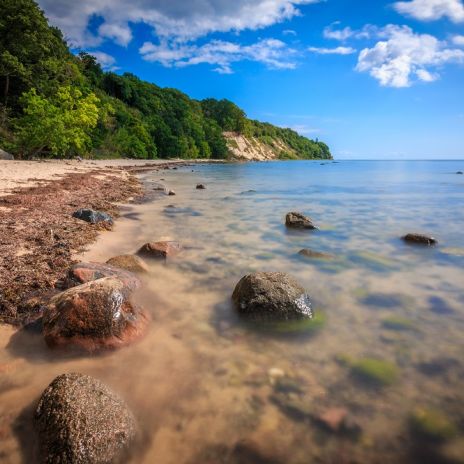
[106,255,149,273]
[402,233,437,246]
[0,148,14,160]
[232,272,313,321]
[72,209,113,228]
[285,212,317,230]
[137,241,182,259]
[67,262,141,292]
[35,373,136,464]
[43,277,149,352]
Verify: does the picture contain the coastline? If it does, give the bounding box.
[0,158,217,325]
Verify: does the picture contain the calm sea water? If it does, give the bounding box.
[1,160,464,463]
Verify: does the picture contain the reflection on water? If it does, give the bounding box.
[1,161,464,463]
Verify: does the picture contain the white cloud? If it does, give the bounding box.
[37,0,320,47]
[89,51,119,70]
[283,29,297,36]
[393,0,464,22]
[323,22,376,41]
[356,25,464,87]
[308,46,356,55]
[140,38,297,73]
[452,34,464,45]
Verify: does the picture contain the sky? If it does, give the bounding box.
[36,0,464,159]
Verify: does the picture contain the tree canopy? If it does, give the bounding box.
[0,0,332,160]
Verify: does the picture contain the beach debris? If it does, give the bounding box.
[35,373,137,463]
[0,148,14,160]
[298,249,334,259]
[106,255,149,273]
[43,277,149,352]
[232,272,313,321]
[137,240,183,259]
[402,233,437,246]
[66,262,141,292]
[285,212,317,230]
[72,209,113,227]
[196,183,206,189]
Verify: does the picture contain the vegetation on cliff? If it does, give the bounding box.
[0,0,332,160]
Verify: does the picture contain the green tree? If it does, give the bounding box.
[16,86,99,157]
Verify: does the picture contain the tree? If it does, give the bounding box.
[16,86,99,157]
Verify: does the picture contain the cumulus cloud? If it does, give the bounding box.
[452,34,464,45]
[393,0,464,22]
[356,25,464,87]
[89,51,119,70]
[323,22,378,41]
[140,38,297,73]
[308,46,356,54]
[37,0,320,47]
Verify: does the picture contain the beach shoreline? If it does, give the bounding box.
[0,158,217,325]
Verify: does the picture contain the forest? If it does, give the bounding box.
[0,0,332,160]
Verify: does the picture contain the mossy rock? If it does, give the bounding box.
[260,311,327,335]
[381,316,415,331]
[410,408,457,443]
[350,358,399,387]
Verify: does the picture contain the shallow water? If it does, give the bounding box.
[1,160,464,463]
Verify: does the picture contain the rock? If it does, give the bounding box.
[350,358,399,387]
[43,277,149,352]
[196,184,206,190]
[35,373,136,463]
[137,241,182,259]
[106,255,149,274]
[381,316,415,331]
[285,212,317,230]
[316,408,348,432]
[232,272,313,321]
[402,233,437,246]
[168,190,176,196]
[72,209,113,227]
[457,171,463,175]
[67,262,141,292]
[298,249,334,259]
[0,148,14,160]
[410,408,457,443]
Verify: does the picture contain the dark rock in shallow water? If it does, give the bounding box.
[196,183,206,190]
[402,233,437,246]
[285,212,317,230]
[232,272,313,321]
[43,277,149,352]
[456,171,463,175]
[0,148,14,160]
[35,373,136,464]
[298,249,334,260]
[67,262,141,292]
[138,241,182,259]
[428,295,455,315]
[72,209,113,227]
[106,255,149,273]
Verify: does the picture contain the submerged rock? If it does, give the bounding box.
[298,249,334,260]
[137,241,182,259]
[232,272,313,321]
[106,255,149,274]
[350,358,399,387]
[0,148,14,160]
[410,408,457,443]
[402,233,437,246]
[285,212,317,230]
[196,184,206,190]
[72,209,113,227]
[456,171,463,175]
[67,262,141,292]
[43,277,149,352]
[35,373,136,464]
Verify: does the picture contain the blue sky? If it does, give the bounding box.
[37,0,464,159]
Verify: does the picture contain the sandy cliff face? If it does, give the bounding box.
[224,132,294,161]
